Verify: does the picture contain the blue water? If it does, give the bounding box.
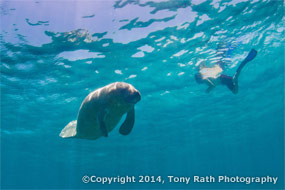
[1,0,284,189]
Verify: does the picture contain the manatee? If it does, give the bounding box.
[60,82,141,140]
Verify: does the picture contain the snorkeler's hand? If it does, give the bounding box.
[206,86,215,93]
[206,78,214,86]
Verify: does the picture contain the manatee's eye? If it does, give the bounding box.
[117,83,123,88]
[116,82,128,90]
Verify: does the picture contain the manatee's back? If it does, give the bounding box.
[76,89,103,140]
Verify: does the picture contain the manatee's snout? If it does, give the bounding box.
[128,90,141,104]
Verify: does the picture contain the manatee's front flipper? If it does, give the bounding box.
[119,107,135,135]
[98,110,108,137]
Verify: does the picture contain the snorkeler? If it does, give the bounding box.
[195,49,257,94]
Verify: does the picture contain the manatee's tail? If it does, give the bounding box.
[59,120,77,138]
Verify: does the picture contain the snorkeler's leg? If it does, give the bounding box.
[220,74,238,94]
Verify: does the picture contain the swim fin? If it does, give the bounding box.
[220,49,257,94]
[233,49,257,81]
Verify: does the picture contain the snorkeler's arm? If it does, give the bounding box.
[206,78,214,86]
[206,85,215,93]
[205,79,215,93]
